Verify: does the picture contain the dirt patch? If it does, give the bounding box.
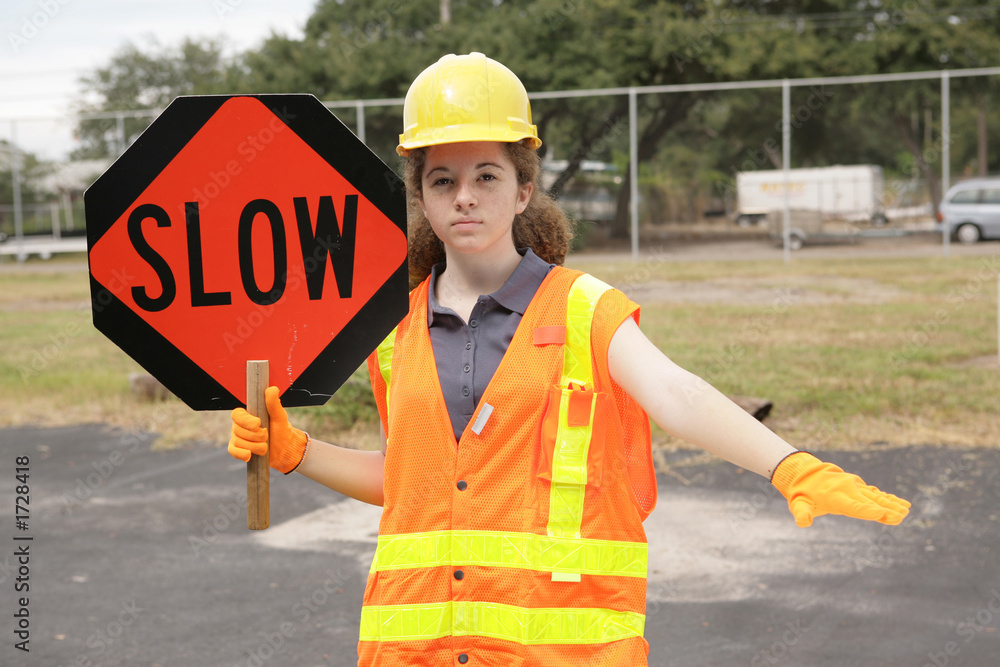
[621,275,903,306]
[573,234,1000,263]
[0,298,90,312]
[950,354,1000,369]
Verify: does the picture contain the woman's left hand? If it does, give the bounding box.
[771,452,911,527]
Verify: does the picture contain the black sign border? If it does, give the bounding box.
[86,94,407,410]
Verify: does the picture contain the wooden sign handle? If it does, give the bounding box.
[246,360,270,530]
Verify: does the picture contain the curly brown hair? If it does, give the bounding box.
[404,140,574,288]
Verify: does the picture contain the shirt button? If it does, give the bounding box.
[469,319,478,327]
[454,569,464,580]
[458,654,469,664]
[465,342,472,350]
[457,480,467,491]
[463,364,470,373]
[462,387,470,397]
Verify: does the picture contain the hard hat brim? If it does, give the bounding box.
[397,132,542,157]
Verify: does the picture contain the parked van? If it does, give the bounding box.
[937,178,1000,244]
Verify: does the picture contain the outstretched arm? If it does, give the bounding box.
[608,317,795,478]
[608,317,910,526]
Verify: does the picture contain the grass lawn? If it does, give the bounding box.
[568,251,1000,451]
[1,250,997,453]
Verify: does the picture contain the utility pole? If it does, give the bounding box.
[10,122,23,242]
[978,93,988,176]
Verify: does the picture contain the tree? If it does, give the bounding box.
[72,0,999,229]
[238,0,512,162]
[617,0,1000,221]
[839,0,1000,209]
[0,141,49,207]
[72,37,241,159]
[239,0,756,236]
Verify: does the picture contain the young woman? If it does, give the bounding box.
[229,53,910,667]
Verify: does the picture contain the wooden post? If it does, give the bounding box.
[246,360,270,530]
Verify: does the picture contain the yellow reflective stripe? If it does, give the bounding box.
[547,481,587,540]
[547,275,612,543]
[376,328,397,412]
[370,530,647,578]
[561,274,610,388]
[359,601,645,645]
[550,388,593,486]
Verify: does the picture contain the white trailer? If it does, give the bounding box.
[735,165,887,227]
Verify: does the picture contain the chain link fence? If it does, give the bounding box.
[2,66,998,259]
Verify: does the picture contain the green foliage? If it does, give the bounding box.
[0,141,50,206]
[71,1,1000,221]
[72,37,243,159]
[297,366,379,433]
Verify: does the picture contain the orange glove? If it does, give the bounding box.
[228,386,309,474]
[771,452,911,528]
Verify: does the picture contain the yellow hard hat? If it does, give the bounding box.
[397,52,541,156]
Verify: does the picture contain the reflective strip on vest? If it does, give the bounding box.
[546,275,612,549]
[376,328,397,412]
[359,601,645,645]
[561,274,611,388]
[370,529,647,578]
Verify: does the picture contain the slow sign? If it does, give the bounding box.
[85,94,408,529]
[86,94,407,410]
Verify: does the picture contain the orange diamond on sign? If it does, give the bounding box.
[86,95,408,409]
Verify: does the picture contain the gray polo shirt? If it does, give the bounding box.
[428,248,554,441]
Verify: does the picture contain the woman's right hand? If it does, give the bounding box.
[228,386,309,474]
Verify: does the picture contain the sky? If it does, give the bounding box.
[0,0,319,161]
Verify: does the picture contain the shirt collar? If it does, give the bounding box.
[427,248,553,324]
[491,248,552,314]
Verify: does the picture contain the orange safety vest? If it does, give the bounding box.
[363,266,657,666]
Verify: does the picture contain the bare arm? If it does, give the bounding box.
[608,317,796,478]
[293,425,386,506]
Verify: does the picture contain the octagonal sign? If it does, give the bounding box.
[85,95,408,410]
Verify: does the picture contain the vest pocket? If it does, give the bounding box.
[538,383,607,488]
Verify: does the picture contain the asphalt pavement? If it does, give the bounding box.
[1,424,998,667]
